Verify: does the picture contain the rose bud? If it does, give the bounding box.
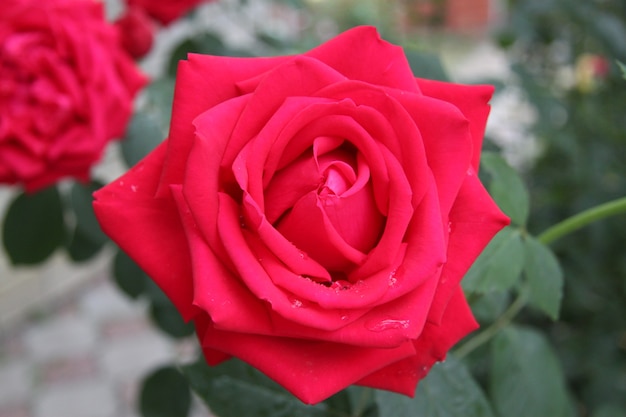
[115,5,156,59]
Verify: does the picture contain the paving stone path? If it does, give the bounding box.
[0,271,212,417]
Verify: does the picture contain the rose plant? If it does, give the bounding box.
[0,0,146,192]
[94,26,509,404]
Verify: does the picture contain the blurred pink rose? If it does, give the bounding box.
[0,0,147,192]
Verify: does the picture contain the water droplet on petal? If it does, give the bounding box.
[340,315,349,321]
[448,221,453,234]
[291,299,303,308]
[388,269,398,287]
[130,185,137,192]
[330,280,351,292]
[366,318,410,332]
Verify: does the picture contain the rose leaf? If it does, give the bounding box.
[375,356,496,417]
[68,180,108,246]
[181,358,328,417]
[404,49,450,81]
[112,247,148,300]
[140,366,191,417]
[462,226,525,294]
[523,236,564,320]
[490,326,575,417]
[2,187,66,265]
[480,152,530,227]
[121,112,166,167]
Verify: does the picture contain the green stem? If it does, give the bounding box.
[538,196,626,245]
[454,291,527,359]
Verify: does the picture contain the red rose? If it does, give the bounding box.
[94,26,509,404]
[125,0,209,25]
[0,0,146,192]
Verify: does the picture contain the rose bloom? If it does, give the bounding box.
[94,27,509,404]
[0,0,146,192]
[125,0,209,25]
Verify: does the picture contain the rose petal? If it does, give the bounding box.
[93,142,198,320]
[427,171,510,324]
[158,53,289,196]
[306,26,420,94]
[197,321,417,404]
[356,287,478,396]
[416,79,494,171]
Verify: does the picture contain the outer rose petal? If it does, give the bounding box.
[93,142,198,320]
[356,287,478,395]
[416,79,494,171]
[427,171,510,324]
[196,317,418,404]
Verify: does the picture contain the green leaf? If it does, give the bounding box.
[140,366,191,417]
[181,358,328,417]
[481,152,530,226]
[141,77,175,134]
[65,181,107,261]
[618,61,626,79]
[112,248,147,299]
[592,404,626,417]
[322,390,352,416]
[167,33,227,76]
[149,301,195,339]
[523,236,564,320]
[375,356,495,417]
[490,326,573,417]
[68,181,108,245]
[2,187,66,264]
[468,291,511,324]
[462,227,525,294]
[65,228,105,262]
[405,49,450,81]
[121,112,166,167]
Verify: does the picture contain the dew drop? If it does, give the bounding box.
[130,185,137,192]
[366,318,410,332]
[291,299,303,308]
[388,269,398,287]
[340,315,349,321]
[330,280,351,292]
[447,221,453,234]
